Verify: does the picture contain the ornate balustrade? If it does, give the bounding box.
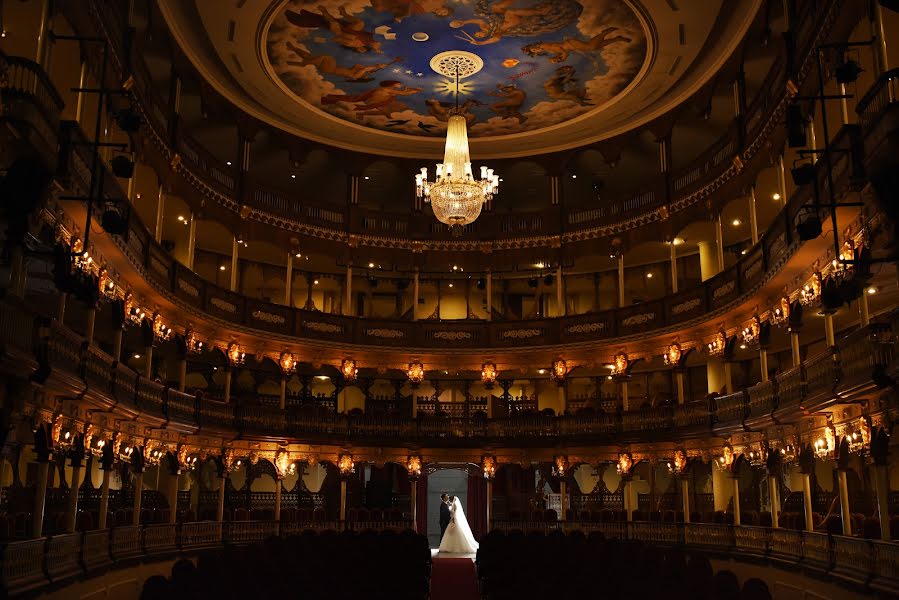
[1,294,894,443]
[57,0,841,250]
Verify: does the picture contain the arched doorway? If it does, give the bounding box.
[423,464,487,549]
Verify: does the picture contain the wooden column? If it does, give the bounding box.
[132,471,144,525]
[98,468,112,529]
[768,474,780,528]
[838,469,852,535]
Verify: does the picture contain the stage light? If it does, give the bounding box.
[835,60,863,83]
[796,216,823,241]
[110,155,135,179]
[791,163,816,186]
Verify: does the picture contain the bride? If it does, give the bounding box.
[438,495,479,553]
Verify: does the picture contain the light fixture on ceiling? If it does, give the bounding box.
[219,265,226,271]
[732,218,742,226]
[867,286,878,295]
[226,161,232,166]
[415,53,498,236]
[772,193,781,201]
[646,272,653,279]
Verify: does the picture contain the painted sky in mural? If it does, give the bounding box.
[266,0,647,138]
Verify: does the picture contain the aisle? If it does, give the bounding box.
[430,557,480,600]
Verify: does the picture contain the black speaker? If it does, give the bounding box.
[786,104,807,147]
[796,215,823,240]
[109,155,135,178]
[791,163,816,186]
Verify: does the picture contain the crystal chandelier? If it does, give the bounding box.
[415,54,498,236]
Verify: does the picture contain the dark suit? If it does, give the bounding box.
[439,501,451,539]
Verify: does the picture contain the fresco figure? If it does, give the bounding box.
[451,0,583,46]
[522,27,632,63]
[370,0,455,22]
[322,80,422,119]
[489,83,527,123]
[425,98,480,125]
[286,42,402,82]
[286,6,383,53]
[543,65,590,105]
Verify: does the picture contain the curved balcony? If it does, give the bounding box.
[67,118,849,350]
[74,0,846,253]
[2,296,893,446]
[2,520,898,597]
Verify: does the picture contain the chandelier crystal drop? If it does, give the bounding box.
[415,58,498,236]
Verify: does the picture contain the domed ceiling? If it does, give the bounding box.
[160,0,763,158]
[264,0,648,138]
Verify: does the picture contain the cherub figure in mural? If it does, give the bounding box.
[285,6,383,54]
[451,0,583,46]
[321,80,422,119]
[425,98,481,125]
[522,27,632,63]
[370,0,454,22]
[285,42,401,82]
[543,65,591,105]
[488,83,527,123]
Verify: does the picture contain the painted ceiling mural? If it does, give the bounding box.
[265,0,648,138]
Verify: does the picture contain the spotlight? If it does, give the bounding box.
[543,274,555,286]
[796,215,823,241]
[772,193,781,201]
[835,60,863,84]
[114,108,142,133]
[786,104,806,148]
[101,204,129,235]
[646,272,653,279]
[867,286,878,295]
[109,155,135,178]
[791,163,816,186]
[731,219,742,227]
[476,278,486,291]
[527,278,539,288]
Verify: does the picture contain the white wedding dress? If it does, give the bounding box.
[438,498,479,553]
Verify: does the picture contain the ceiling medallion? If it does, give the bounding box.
[416,52,498,235]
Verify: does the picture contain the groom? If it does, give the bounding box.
[439,493,451,540]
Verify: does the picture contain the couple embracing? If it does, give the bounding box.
[437,493,478,553]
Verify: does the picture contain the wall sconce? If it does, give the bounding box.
[616,452,634,476]
[770,296,790,326]
[707,331,726,356]
[717,445,735,470]
[552,455,568,478]
[663,343,682,367]
[407,361,425,385]
[275,450,290,479]
[279,352,297,376]
[668,449,687,475]
[226,342,246,366]
[406,455,422,477]
[341,358,358,382]
[482,455,496,479]
[99,269,117,300]
[610,353,628,377]
[338,453,355,475]
[746,443,768,467]
[481,361,497,388]
[125,294,145,325]
[153,315,172,341]
[185,330,204,354]
[799,272,822,306]
[741,316,761,347]
[550,359,567,384]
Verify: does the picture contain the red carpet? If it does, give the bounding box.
[431,558,480,600]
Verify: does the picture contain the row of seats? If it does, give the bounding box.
[140,529,431,600]
[477,529,773,600]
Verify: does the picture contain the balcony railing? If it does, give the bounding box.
[63,0,842,248]
[3,520,897,597]
[2,297,895,443]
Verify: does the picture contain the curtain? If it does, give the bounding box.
[468,474,488,540]
[415,473,428,534]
